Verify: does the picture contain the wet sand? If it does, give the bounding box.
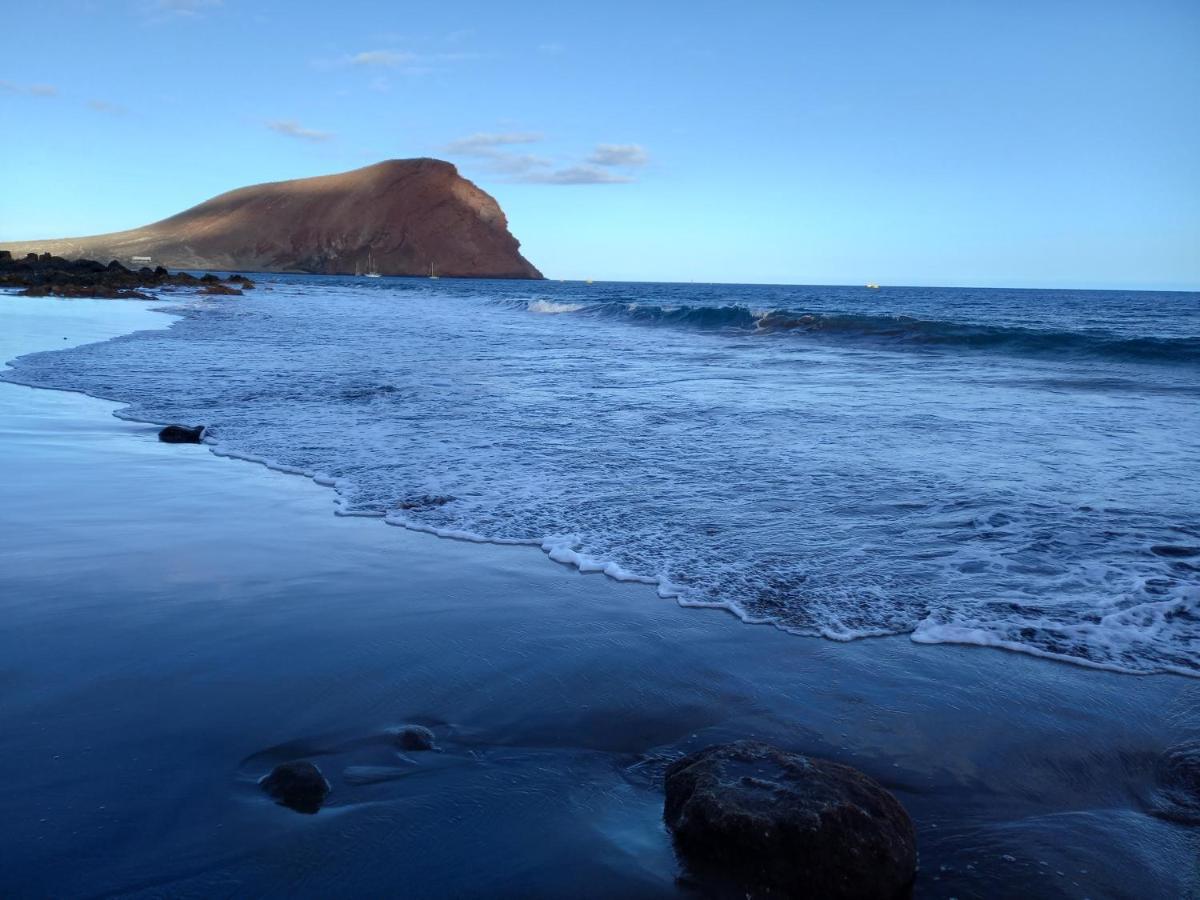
[1,296,1197,898]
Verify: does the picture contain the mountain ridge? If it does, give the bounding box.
[0,159,543,279]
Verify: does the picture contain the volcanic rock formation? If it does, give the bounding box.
[663,741,918,898]
[0,159,542,279]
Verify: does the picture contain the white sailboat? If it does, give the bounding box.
[429,261,439,280]
[365,250,382,278]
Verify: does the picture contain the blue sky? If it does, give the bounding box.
[2,0,1197,289]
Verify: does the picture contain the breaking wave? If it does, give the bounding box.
[511,298,1200,364]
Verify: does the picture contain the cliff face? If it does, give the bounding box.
[0,159,543,279]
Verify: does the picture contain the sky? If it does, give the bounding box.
[1,0,1197,289]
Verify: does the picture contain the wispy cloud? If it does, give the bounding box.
[441,131,644,185]
[588,143,649,167]
[148,0,221,17]
[443,132,544,156]
[317,47,481,75]
[87,98,126,115]
[538,42,566,55]
[485,153,555,176]
[266,119,333,142]
[349,50,417,67]
[1,80,58,98]
[516,165,634,185]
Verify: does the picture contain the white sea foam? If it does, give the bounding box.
[527,299,584,314]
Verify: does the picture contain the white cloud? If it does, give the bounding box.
[588,143,649,167]
[150,0,221,16]
[441,131,645,185]
[443,132,544,156]
[328,48,478,74]
[87,99,126,115]
[484,153,554,176]
[1,81,58,98]
[350,50,417,67]
[266,119,333,142]
[516,165,634,185]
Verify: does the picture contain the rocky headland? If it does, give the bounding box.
[0,159,542,279]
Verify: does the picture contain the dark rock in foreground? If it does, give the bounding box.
[158,425,205,444]
[392,724,436,751]
[260,761,330,814]
[663,741,917,899]
[1151,741,1200,824]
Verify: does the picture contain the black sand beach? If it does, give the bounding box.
[1,296,1197,898]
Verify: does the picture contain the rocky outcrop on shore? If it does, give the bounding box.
[0,250,255,299]
[0,159,543,279]
[663,741,918,898]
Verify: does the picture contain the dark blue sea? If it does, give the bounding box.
[6,278,1198,675]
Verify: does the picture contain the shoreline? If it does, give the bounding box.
[2,293,1198,897]
[6,293,1195,680]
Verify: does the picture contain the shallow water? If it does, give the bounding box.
[2,296,1199,898]
[4,279,1198,675]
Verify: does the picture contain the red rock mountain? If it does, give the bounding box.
[0,159,542,279]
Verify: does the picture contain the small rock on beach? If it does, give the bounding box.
[158,424,205,443]
[260,760,331,814]
[392,724,436,751]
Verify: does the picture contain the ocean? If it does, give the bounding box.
[5,278,1198,676]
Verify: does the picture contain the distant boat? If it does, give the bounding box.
[866,283,880,289]
[365,250,382,278]
[429,262,439,280]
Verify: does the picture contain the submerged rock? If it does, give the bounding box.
[663,741,917,899]
[260,760,330,814]
[201,282,243,296]
[392,724,436,751]
[395,494,454,511]
[1150,544,1199,559]
[157,424,205,443]
[19,283,153,300]
[1151,741,1200,824]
